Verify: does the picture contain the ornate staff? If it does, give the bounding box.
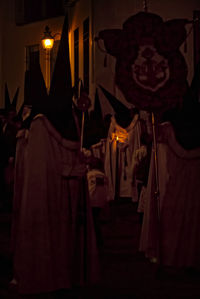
[151,113,160,219]
[151,111,162,269]
[76,86,91,281]
[77,89,91,151]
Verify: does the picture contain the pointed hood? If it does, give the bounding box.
[18,63,47,128]
[49,14,72,100]
[71,79,83,128]
[4,83,19,117]
[12,87,20,109]
[5,83,12,111]
[72,78,80,101]
[72,100,82,126]
[93,88,104,122]
[189,61,200,103]
[99,85,134,128]
[47,13,78,140]
[24,70,32,106]
[17,70,32,120]
[17,103,24,120]
[18,70,31,114]
[29,60,48,117]
[83,88,105,148]
[163,60,200,150]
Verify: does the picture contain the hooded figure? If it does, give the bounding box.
[1,84,20,211]
[18,70,32,127]
[18,61,48,128]
[140,121,200,270]
[47,13,79,141]
[86,88,108,161]
[83,88,104,149]
[4,83,19,121]
[99,85,134,129]
[11,64,47,259]
[162,61,200,150]
[14,13,99,295]
[99,85,148,202]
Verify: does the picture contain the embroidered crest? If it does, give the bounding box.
[132,45,170,92]
[97,12,188,113]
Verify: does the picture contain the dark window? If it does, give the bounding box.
[26,45,39,71]
[15,0,65,25]
[24,0,43,24]
[74,28,79,90]
[45,0,64,18]
[83,17,89,94]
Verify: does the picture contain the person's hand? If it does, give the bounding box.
[135,145,147,162]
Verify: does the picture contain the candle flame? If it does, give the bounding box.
[112,131,128,143]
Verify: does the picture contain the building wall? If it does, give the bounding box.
[0,0,64,109]
[68,0,91,89]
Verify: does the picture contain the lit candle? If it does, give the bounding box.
[115,136,119,200]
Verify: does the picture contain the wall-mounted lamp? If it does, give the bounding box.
[41,26,55,50]
[41,26,61,92]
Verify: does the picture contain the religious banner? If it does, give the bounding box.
[97,12,189,113]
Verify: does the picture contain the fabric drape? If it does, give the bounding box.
[140,122,200,268]
[14,115,99,294]
[104,114,141,201]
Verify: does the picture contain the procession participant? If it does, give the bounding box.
[99,85,145,202]
[2,85,20,211]
[13,13,99,295]
[139,118,200,271]
[10,67,44,272]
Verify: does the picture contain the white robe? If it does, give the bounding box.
[14,115,99,294]
[104,115,141,201]
[140,122,200,267]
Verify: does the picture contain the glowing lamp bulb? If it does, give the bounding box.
[42,26,54,50]
[43,38,54,49]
